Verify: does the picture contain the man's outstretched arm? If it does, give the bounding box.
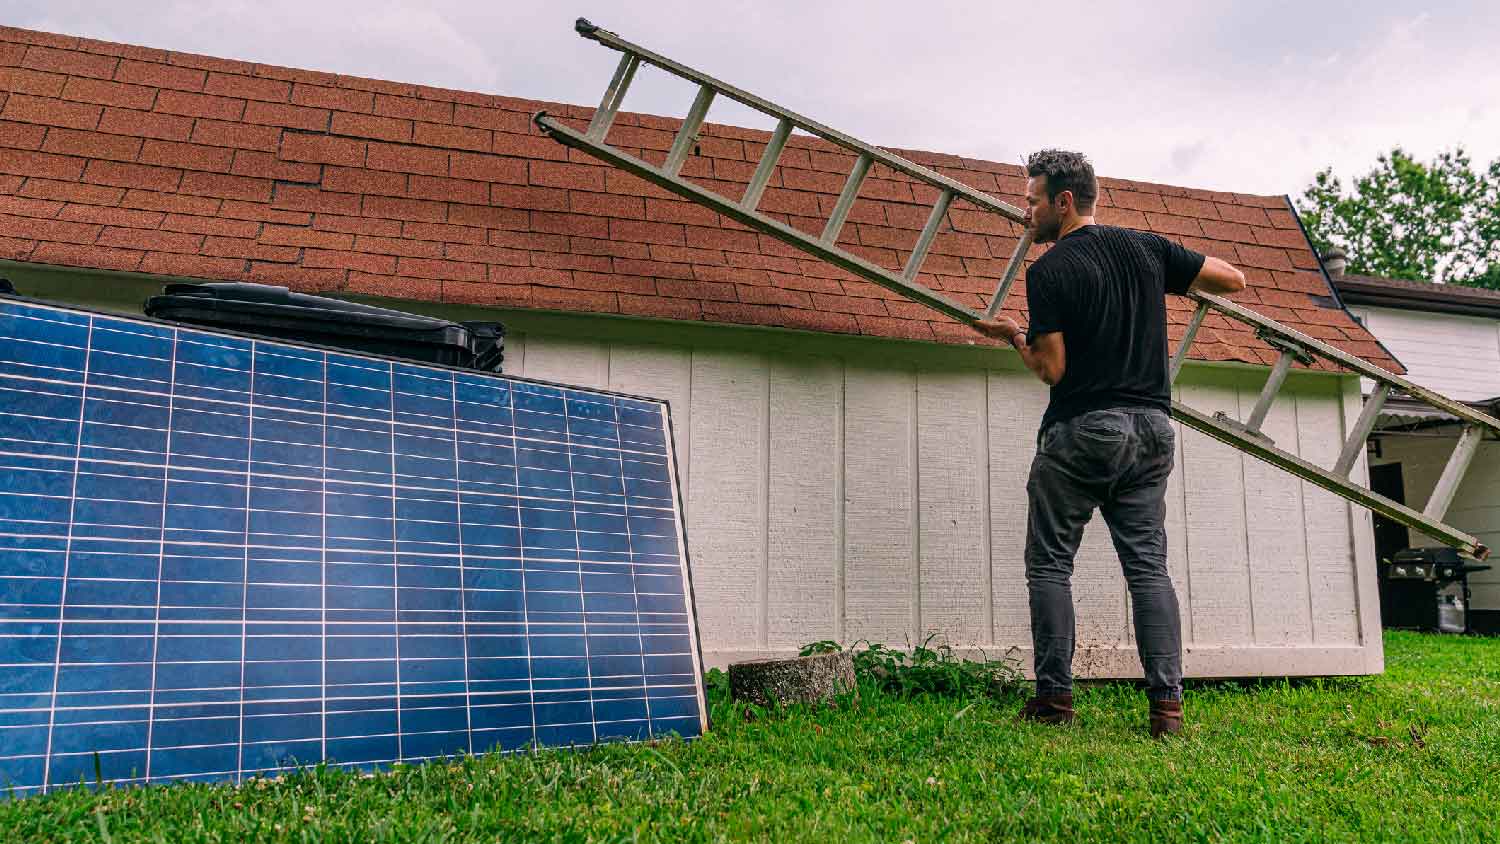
[1189,256,1246,295]
[973,316,1065,386]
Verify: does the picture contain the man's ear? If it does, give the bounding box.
[1055,189,1074,216]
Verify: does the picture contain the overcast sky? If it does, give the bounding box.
[5,1,1498,198]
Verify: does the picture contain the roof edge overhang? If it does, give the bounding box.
[1335,279,1500,320]
[1373,395,1500,432]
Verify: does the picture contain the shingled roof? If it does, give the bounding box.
[0,25,1400,373]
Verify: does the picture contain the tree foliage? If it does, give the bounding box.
[1297,147,1500,290]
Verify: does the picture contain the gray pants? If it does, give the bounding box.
[1025,407,1183,701]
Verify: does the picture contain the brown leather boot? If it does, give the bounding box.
[1149,698,1184,738]
[1017,693,1076,725]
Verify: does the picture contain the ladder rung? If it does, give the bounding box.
[663,84,716,177]
[587,53,639,141]
[821,153,872,244]
[1424,424,1484,521]
[983,228,1034,318]
[1333,386,1390,477]
[1170,302,1210,382]
[740,117,791,211]
[902,190,953,282]
[1241,349,1298,436]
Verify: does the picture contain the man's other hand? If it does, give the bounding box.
[974,315,1022,344]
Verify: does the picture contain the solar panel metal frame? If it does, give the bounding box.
[0,294,708,796]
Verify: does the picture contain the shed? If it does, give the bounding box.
[0,24,1400,676]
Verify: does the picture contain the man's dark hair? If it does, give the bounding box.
[1026,149,1098,212]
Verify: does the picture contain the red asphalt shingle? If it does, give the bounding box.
[0,25,1401,373]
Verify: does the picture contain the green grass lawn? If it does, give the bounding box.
[4,631,1499,843]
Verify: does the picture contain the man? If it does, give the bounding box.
[975,149,1245,738]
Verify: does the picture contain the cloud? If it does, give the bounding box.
[1169,141,1208,174]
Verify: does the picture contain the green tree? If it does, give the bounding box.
[1297,147,1500,290]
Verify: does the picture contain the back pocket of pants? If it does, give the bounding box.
[1073,411,1128,442]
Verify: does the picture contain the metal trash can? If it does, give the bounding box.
[144,282,504,372]
[1378,547,1491,633]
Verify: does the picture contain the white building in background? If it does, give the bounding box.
[1332,267,1500,633]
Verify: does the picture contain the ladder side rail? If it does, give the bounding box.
[572,19,1028,225]
[537,116,979,323]
[1192,292,1500,436]
[1172,401,1487,558]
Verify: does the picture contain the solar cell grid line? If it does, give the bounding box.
[151,329,247,786]
[234,335,256,785]
[39,312,91,796]
[453,376,520,754]
[324,352,398,772]
[56,318,168,790]
[578,392,640,741]
[320,344,328,770]
[142,322,181,784]
[75,320,174,788]
[514,383,589,749]
[448,368,476,758]
[613,397,652,736]
[391,361,467,763]
[241,344,325,779]
[0,299,705,795]
[559,392,597,747]
[0,307,82,799]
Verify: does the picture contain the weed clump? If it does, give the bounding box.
[798,635,1026,700]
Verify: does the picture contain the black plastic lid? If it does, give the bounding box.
[144,282,504,371]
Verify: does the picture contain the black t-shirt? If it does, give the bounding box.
[1025,225,1205,431]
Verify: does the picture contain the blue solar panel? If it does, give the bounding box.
[0,299,705,795]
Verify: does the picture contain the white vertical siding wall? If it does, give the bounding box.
[505,320,1382,678]
[1348,306,1500,401]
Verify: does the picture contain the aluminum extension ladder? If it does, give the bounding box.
[534,19,1499,560]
